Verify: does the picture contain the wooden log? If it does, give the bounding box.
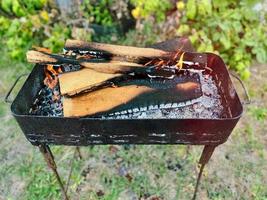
[63,85,154,117]
[26,50,147,74]
[59,68,123,96]
[65,39,170,59]
[64,38,197,64]
[63,76,202,117]
[64,40,208,69]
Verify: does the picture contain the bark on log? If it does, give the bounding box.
[65,39,170,59]
[64,40,207,68]
[26,50,146,74]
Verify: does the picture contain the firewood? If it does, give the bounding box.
[64,39,195,64]
[63,78,202,117]
[64,40,208,69]
[64,39,170,61]
[26,50,147,74]
[59,68,122,96]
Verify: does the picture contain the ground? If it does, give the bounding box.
[0,46,266,200]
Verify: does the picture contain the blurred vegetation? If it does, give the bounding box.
[0,0,266,78]
[177,0,267,79]
[130,0,172,22]
[81,0,114,26]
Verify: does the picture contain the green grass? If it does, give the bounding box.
[249,106,267,121]
[0,41,267,200]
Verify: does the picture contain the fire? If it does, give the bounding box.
[46,64,63,75]
[44,64,63,89]
[144,50,185,70]
[44,75,58,90]
[176,52,185,70]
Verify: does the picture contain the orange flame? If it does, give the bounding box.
[144,50,185,70]
[175,52,185,70]
[46,64,62,75]
[44,65,62,89]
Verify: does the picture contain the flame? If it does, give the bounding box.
[144,50,186,70]
[46,64,62,75]
[44,75,58,90]
[176,52,185,70]
[44,64,62,89]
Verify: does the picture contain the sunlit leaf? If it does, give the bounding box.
[186,0,197,20]
[255,48,267,63]
[220,34,231,49]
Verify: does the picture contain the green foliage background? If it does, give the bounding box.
[177,0,267,79]
[0,0,266,78]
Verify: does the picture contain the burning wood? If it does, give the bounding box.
[64,39,169,62]
[26,39,210,118]
[64,40,208,70]
[63,78,202,117]
[27,50,146,74]
[27,50,208,77]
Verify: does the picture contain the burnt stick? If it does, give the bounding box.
[26,50,148,74]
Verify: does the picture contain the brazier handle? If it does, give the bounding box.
[5,73,29,103]
[229,71,251,105]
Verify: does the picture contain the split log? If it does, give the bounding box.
[26,50,147,74]
[63,75,202,117]
[59,66,187,97]
[64,40,208,68]
[64,39,170,61]
[64,38,196,63]
[27,49,208,75]
[59,68,123,96]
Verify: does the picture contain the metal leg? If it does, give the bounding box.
[66,147,82,193]
[39,144,69,200]
[76,147,83,160]
[192,145,217,200]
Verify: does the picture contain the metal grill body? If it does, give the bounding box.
[11,53,242,146]
[7,39,243,200]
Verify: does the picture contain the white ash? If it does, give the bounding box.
[102,70,223,119]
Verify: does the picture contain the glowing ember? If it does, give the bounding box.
[44,76,58,90]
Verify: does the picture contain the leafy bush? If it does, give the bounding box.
[131,0,172,22]
[42,23,71,53]
[0,0,72,61]
[177,0,267,79]
[0,0,47,17]
[81,0,114,26]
